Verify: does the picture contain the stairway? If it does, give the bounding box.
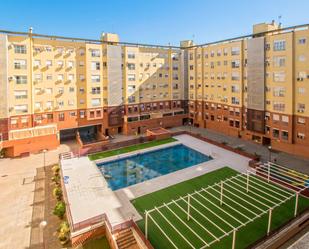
[116,228,137,249]
[60,151,74,160]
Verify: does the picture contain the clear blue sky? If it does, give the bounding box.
[1,0,309,46]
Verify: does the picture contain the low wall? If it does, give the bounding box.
[3,133,59,157]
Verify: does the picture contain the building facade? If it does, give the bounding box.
[0,30,188,156]
[0,22,308,158]
[188,22,309,157]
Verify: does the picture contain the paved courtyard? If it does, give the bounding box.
[0,142,75,249]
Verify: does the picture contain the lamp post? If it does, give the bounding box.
[42,149,47,171]
[39,220,47,249]
[268,146,272,162]
[188,121,192,133]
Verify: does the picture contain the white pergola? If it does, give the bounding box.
[144,163,309,249]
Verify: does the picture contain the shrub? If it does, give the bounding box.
[53,201,66,219]
[52,174,60,184]
[235,146,244,151]
[53,187,63,201]
[52,165,60,175]
[58,221,70,245]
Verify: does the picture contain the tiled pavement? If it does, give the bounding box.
[170,126,309,174]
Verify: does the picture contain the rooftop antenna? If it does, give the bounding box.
[278,15,282,28]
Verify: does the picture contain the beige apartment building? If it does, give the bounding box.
[188,22,309,157]
[0,21,308,158]
[0,29,187,157]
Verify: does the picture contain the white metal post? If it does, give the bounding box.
[294,193,299,217]
[267,163,271,183]
[187,194,191,221]
[145,211,149,239]
[246,171,250,193]
[267,208,273,235]
[220,181,224,206]
[232,229,237,249]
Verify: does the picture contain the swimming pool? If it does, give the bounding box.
[97,144,212,190]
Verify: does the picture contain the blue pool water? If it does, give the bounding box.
[97,144,212,190]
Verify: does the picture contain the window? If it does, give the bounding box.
[282,130,289,140]
[57,60,64,68]
[273,72,285,82]
[57,74,64,81]
[68,100,74,106]
[273,40,286,51]
[231,97,240,105]
[45,46,52,52]
[14,90,27,99]
[297,103,305,113]
[58,101,64,107]
[67,61,74,68]
[273,56,286,67]
[91,87,100,94]
[273,114,280,121]
[14,60,27,69]
[298,87,306,94]
[91,62,100,70]
[46,74,52,80]
[127,52,135,59]
[273,87,285,97]
[15,75,27,84]
[128,85,136,93]
[299,55,306,62]
[91,75,100,83]
[127,63,135,70]
[299,38,306,44]
[128,74,136,81]
[231,72,240,81]
[91,49,100,57]
[231,47,240,55]
[68,74,74,81]
[273,102,285,112]
[80,74,85,81]
[33,60,41,67]
[231,85,240,93]
[79,49,85,56]
[58,113,65,121]
[231,60,240,68]
[14,105,28,113]
[282,115,289,123]
[91,98,101,107]
[35,102,42,110]
[128,95,135,103]
[298,117,305,124]
[14,45,26,54]
[297,133,305,140]
[46,60,52,67]
[69,87,75,92]
[272,129,279,138]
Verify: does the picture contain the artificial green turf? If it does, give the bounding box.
[88,137,177,161]
[81,236,111,249]
[132,167,309,249]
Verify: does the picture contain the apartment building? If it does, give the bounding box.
[188,22,309,157]
[0,30,188,157]
[0,21,308,158]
